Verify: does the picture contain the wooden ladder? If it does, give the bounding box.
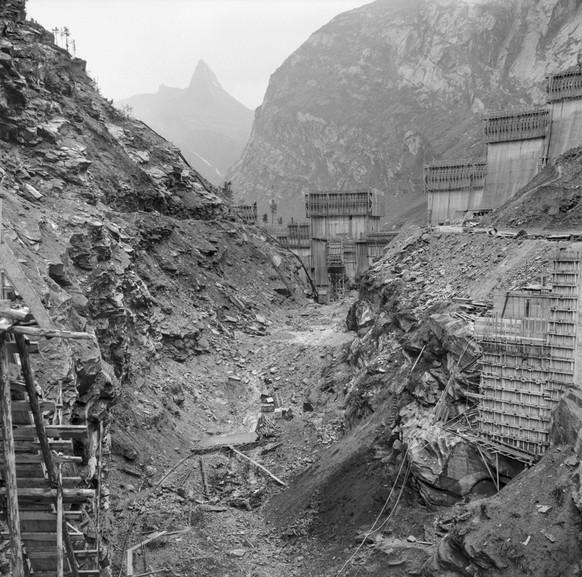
[0,332,99,577]
[0,211,99,576]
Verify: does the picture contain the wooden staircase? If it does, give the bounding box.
[0,242,100,577]
[0,332,99,577]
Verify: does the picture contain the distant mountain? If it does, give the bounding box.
[117,60,254,184]
[229,0,582,224]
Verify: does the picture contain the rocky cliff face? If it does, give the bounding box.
[0,8,306,569]
[230,0,582,223]
[117,60,254,185]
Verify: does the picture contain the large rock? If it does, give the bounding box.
[551,388,582,457]
[400,404,519,505]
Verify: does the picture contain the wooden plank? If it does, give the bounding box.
[12,400,58,411]
[0,487,94,501]
[2,532,86,541]
[0,308,32,322]
[228,445,287,487]
[19,511,84,521]
[0,335,25,577]
[0,243,54,329]
[4,326,94,341]
[0,453,82,464]
[127,531,167,577]
[17,477,82,489]
[27,550,98,559]
[57,465,64,577]
[1,425,87,440]
[34,569,99,577]
[15,439,73,452]
[16,334,60,481]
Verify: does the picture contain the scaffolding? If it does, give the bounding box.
[547,66,582,102]
[0,244,99,577]
[474,251,580,458]
[364,231,398,246]
[483,107,550,144]
[233,204,257,225]
[424,159,487,192]
[284,223,310,249]
[305,188,384,218]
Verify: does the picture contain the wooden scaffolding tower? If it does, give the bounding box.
[0,239,99,576]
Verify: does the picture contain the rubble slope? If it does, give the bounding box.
[265,226,582,576]
[0,8,308,572]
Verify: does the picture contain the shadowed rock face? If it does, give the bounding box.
[230,0,582,224]
[0,0,25,22]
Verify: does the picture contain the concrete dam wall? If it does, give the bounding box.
[483,138,546,210]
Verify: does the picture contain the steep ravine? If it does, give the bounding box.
[1,4,582,577]
[0,7,309,575]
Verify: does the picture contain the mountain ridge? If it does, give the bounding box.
[229,0,582,224]
[117,59,254,184]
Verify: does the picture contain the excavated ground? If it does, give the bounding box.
[107,298,377,577]
[106,225,582,577]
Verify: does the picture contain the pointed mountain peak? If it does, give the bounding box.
[188,60,222,91]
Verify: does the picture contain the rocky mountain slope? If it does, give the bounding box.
[117,60,254,185]
[230,0,582,223]
[0,5,308,572]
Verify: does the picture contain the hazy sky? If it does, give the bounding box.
[27,0,372,109]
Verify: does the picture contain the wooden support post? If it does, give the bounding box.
[141,543,147,574]
[0,335,24,577]
[15,334,81,577]
[16,334,57,480]
[96,421,103,563]
[496,452,500,493]
[199,457,209,498]
[127,532,167,577]
[57,465,64,577]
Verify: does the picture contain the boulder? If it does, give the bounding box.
[400,404,497,505]
[550,388,582,457]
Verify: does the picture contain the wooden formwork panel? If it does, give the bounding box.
[549,294,578,304]
[553,261,581,271]
[552,271,579,283]
[488,399,552,418]
[552,309,577,321]
[548,319,577,333]
[478,415,549,437]
[478,421,548,451]
[550,343,574,358]
[552,285,577,295]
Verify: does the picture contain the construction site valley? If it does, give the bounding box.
[0,1,581,577]
[102,226,582,577]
